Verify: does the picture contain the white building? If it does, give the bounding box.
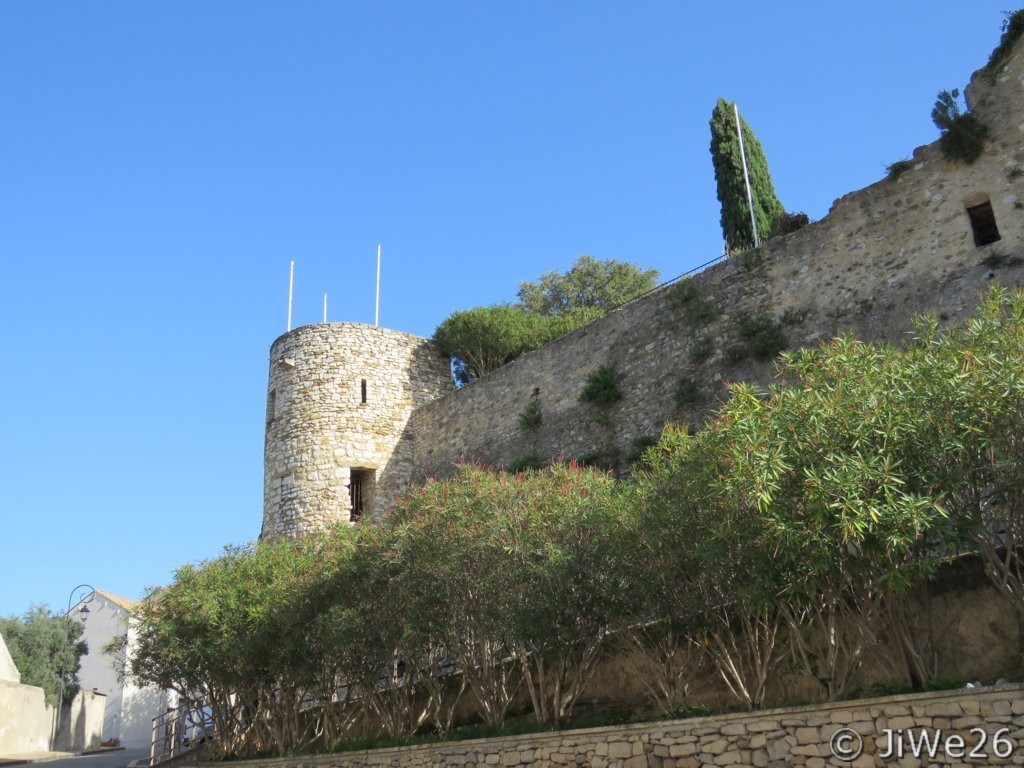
[72,590,174,749]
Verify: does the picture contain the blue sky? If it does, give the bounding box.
[0,1,1014,616]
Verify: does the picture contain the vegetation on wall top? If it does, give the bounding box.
[985,8,1024,78]
[0,606,88,706]
[709,98,787,253]
[932,88,989,164]
[434,256,659,384]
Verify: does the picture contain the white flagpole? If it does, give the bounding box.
[734,103,760,248]
[323,293,328,323]
[375,244,381,327]
[287,260,295,331]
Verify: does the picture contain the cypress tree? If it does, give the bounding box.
[709,98,786,253]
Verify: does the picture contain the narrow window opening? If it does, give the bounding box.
[361,379,368,404]
[266,390,276,423]
[966,199,1001,247]
[349,468,375,522]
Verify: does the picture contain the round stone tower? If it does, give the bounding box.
[262,322,451,539]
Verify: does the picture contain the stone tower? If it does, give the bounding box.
[262,322,451,539]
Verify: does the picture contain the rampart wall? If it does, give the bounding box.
[205,683,1024,768]
[409,48,1024,480]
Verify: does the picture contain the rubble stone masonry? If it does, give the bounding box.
[264,38,1024,531]
[262,323,450,537]
[209,684,1024,768]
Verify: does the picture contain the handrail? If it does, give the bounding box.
[148,700,214,766]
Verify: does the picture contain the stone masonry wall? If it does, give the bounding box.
[208,684,1024,768]
[263,323,450,538]
[409,42,1024,481]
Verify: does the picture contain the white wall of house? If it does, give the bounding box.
[72,591,172,749]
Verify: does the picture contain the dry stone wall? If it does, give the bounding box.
[207,684,1024,768]
[409,45,1024,480]
[262,323,450,538]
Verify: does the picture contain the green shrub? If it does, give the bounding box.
[932,89,989,164]
[922,676,966,692]
[675,376,702,407]
[434,305,600,383]
[985,9,1024,80]
[885,159,913,180]
[770,211,810,237]
[518,400,542,430]
[627,434,660,467]
[577,451,616,472]
[690,339,713,363]
[507,453,544,473]
[667,281,718,328]
[781,307,809,326]
[726,313,788,363]
[579,365,623,407]
[981,250,1024,269]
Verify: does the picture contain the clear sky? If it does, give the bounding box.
[0,1,1014,616]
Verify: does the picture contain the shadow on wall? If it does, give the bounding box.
[54,690,106,751]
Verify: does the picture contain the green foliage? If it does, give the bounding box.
[433,305,599,383]
[780,307,809,326]
[886,159,914,180]
[769,211,810,238]
[922,676,966,692]
[868,680,913,697]
[435,256,657,382]
[0,606,87,706]
[709,98,787,253]
[689,339,713,363]
[577,451,616,472]
[725,313,788,363]
[985,9,1024,79]
[666,281,718,328]
[128,289,1024,745]
[517,255,660,316]
[674,376,702,407]
[981,250,1024,268]
[518,400,542,431]
[931,89,989,164]
[507,453,543,473]
[579,365,623,407]
[626,434,660,467]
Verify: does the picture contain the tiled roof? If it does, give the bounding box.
[93,589,140,613]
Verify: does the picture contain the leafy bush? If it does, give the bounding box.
[675,376,702,407]
[433,305,600,383]
[519,255,660,315]
[985,9,1024,80]
[626,434,660,467]
[725,313,788,363]
[770,211,810,237]
[981,250,1024,269]
[518,400,542,430]
[885,159,913,181]
[689,339,713,363]
[507,453,543,473]
[931,89,989,164]
[666,281,718,328]
[579,365,623,407]
[0,607,88,705]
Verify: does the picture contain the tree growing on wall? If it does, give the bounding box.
[709,98,786,253]
[435,256,658,383]
[0,606,87,705]
[517,255,659,316]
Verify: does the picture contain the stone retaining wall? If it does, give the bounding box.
[408,41,1024,482]
[208,684,1024,768]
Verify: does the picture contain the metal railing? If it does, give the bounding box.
[149,700,215,766]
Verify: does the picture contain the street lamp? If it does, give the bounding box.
[56,584,94,747]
